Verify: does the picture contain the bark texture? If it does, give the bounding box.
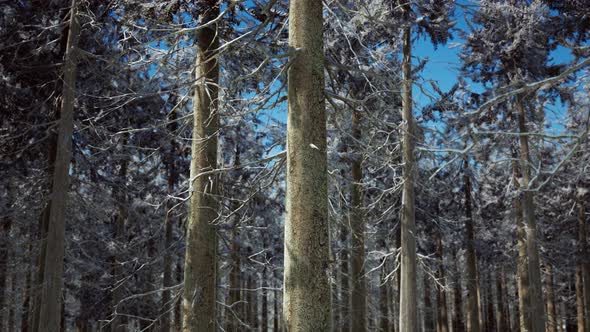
[182,3,220,331]
[350,108,367,331]
[516,97,546,332]
[37,1,80,330]
[284,0,331,330]
[399,23,418,332]
[463,159,480,332]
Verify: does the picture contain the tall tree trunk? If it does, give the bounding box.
[486,272,496,332]
[0,191,12,330]
[340,213,350,332]
[111,141,128,332]
[284,0,331,330]
[182,3,220,331]
[399,21,418,332]
[174,261,182,331]
[37,1,80,330]
[21,243,32,332]
[546,264,557,332]
[576,192,590,332]
[453,249,464,332]
[425,273,435,332]
[513,155,532,332]
[575,266,585,332]
[496,267,509,332]
[379,239,390,332]
[463,158,480,332]
[350,108,366,331]
[516,96,546,332]
[161,104,179,332]
[436,230,449,332]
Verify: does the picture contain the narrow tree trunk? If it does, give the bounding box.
[21,244,32,332]
[424,273,435,332]
[174,261,182,331]
[463,158,480,332]
[513,155,532,332]
[576,192,590,332]
[111,144,128,332]
[516,97,546,331]
[284,0,331,330]
[340,215,350,332]
[453,249,464,332]
[37,1,80,330]
[0,199,12,330]
[546,264,557,332]
[435,230,449,332]
[161,105,179,332]
[486,272,496,332]
[379,238,390,332]
[496,267,509,332]
[399,22,418,332]
[182,3,220,331]
[350,108,366,331]
[575,265,585,332]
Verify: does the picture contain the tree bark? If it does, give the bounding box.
[576,192,590,332]
[399,22,418,332]
[463,158,480,332]
[182,3,220,331]
[435,230,449,332]
[546,264,556,332]
[513,155,532,332]
[350,108,367,331]
[516,96,546,332]
[496,267,509,332]
[161,103,179,332]
[284,0,331,330]
[424,273,435,332]
[37,1,80,330]
[453,249,464,332]
[340,212,350,332]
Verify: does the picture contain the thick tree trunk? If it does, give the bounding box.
[453,249,464,332]
[284,0,331,330]
[463,159,480,332]
[399,23,418,332]
[37,1,80,330]
[516,97,546,332]
[182,3,220,331]
[350,108,366,331]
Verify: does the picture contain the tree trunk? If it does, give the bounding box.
[453,249,464,332]
[463,158,480,332]
[496,267,509,332]
[174,261,182,331]
[486,272,496,332]
[435,230,449,332]
[161,104,179,332]
[340,214,350,332]
[399,22,418,332]
[575,265,585,332]
[284,0,331,330]
[350,108,366,331]
[513,155,532,332]
[516,96,546,332]
[425,273,435,332]
[576,192,590,332]
[0,195,12,330]
[37,1,80,330]
[546,264,557,332]
[182,3,220,331]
